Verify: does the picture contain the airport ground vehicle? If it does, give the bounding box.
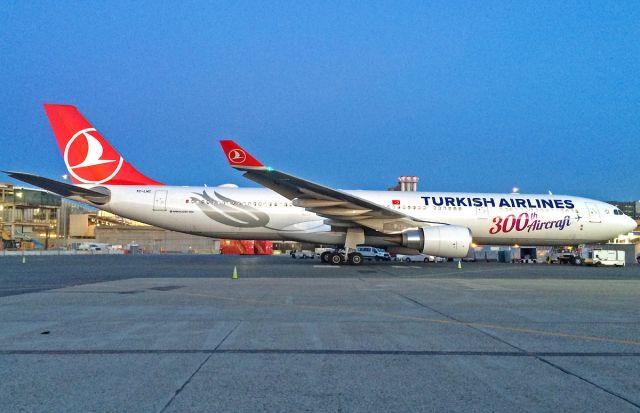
[395,253,441,263]
[355,246,391,261]
[77,242,108,251]
[584,249,625,267]
[5,104,637,266]
[374,248,392,261]
[547,248,583,265]
[290,250,316,259]
[1,230,15,250]
[355,246,377,260]
[314,247,334,255]
[512,247,538,263]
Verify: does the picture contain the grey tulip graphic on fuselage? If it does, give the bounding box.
[190,190,270,228]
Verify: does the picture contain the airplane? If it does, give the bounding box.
[4,104,637,265]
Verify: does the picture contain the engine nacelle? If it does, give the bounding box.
[401,225,472,258]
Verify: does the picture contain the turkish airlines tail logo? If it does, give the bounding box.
[64,128,124,184]
[69,129,118,168]
[44,104,163,186]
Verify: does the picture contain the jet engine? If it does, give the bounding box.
[401,225,472,258]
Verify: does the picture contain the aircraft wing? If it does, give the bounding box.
[3,171,111,204]
[218,141,442,233]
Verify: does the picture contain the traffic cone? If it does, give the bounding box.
[457,260,462,269]
[232,266,238,280]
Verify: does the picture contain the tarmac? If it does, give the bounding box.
[1,255,639,412]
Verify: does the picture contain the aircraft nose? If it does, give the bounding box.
[625,216,638,233]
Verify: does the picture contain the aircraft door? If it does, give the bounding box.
[153,190,168,211]
[585,202,601,223]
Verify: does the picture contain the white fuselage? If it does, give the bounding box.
[87,185,635,247]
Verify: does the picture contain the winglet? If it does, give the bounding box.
[219,140,265,169]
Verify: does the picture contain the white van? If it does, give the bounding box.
[356,246,390,261]
[586,249,625,267]
[290,250,316,259]
[77,242,108,252]
[374,248,391,261]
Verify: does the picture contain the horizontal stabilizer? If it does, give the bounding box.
[3,171,111,204]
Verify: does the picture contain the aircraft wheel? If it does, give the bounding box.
[321,251,332,263]
[404,257,411,262]
[329,252,344,265]
[348,252,363,266]
[423,258,429,263]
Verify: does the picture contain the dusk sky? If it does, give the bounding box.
[1,1,638,200]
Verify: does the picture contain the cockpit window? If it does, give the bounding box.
[614,209,623,215]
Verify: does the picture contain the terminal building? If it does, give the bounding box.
[1,183,63,249]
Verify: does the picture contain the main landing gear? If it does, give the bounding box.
[321,251,364,266]
[320,227,365,266]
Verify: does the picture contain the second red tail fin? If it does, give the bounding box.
[44,104,163,185]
